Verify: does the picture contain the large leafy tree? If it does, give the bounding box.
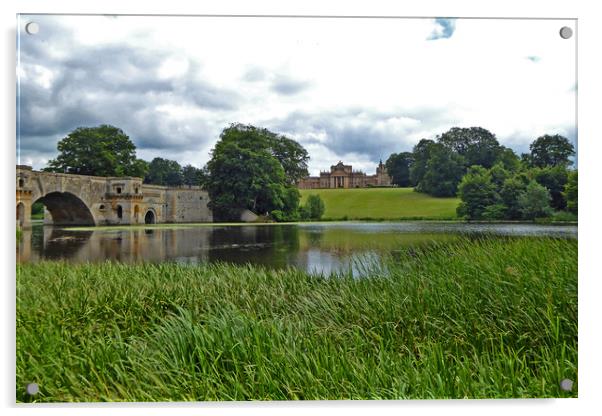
[409,139,436,187]
[528,134,575,168]
[532,165,569,210]
[417,143,466,197]
[385,152,414,187]
[456,166,500,219]
[205,124,304,221]
[45,125,147,177]
[518,181,553,219]
[268,134,310,185]
[144,158,184,186]
[438,127,502,169]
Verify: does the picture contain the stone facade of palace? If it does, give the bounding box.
[297,161,392,189]
[16,165,212,228]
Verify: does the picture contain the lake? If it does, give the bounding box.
[17,222,577,276]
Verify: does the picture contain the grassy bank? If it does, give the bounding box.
[300,188,459,220]
[17,237,577,401]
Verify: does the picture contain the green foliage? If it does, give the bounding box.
[385,152,414,187]
[438,127,502,169]
[31,201,44,219]
[564,170,578,215]
[182,164,205,187]
[409,139,436,187]
[418,144,466,197]
[205,124,303,221]
[528,134,575,168]
[518,181,553,220]
[456,166,499,219]
[532,165,568,210]
[481,204,508,220]
[499,174,529,220]
[144,158,184,186]
[17,238,577,401]
[44,125,146,177]
[304,194,326,220]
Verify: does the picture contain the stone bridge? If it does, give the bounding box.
[16,165,212,227]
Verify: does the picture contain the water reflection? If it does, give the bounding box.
[17,222,577,276]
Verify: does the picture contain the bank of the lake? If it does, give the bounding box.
[17,237,577,401]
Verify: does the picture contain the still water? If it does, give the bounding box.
[18,222,577,276]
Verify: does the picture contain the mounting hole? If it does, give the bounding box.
[25,22,39,35]
[26,383,39,395]
[559,26,573,39]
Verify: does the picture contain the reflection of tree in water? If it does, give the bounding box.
[31,226,93,261]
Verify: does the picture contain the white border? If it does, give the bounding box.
[3,1,601,415]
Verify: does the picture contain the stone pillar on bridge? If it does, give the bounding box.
[16,165,33,228]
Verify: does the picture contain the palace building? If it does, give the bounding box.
[297,160,392,189]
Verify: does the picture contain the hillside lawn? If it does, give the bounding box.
[300,187,460,220]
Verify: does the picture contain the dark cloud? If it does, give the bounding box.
[428,18,457,40]
[266,108,452,164]
[17,16,240,166]
[271,76,311,96]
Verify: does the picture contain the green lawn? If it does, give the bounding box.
[300,187,460,220]
[17,237,577,401]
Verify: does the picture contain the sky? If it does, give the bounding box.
[17,15,576,175]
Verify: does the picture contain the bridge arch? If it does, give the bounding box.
[144,209,156,224]
[34,192,95,226]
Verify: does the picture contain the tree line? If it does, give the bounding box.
[385,127,577,220]
[43,123,323,222]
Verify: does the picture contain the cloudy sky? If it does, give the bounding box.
[17,15,576,175]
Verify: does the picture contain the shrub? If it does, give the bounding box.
[518,181,553,220]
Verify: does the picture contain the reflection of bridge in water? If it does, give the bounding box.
[16,165,212,228]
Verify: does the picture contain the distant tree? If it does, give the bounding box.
[499,174,529,220]
[518,181,553,219]
[385,152,414,187]
[564,170,578,214]
[205,124,302,221]
[417,144,465,197]
[144,158,184,186]
[438,127,502,169]
[304,194,326,220]
[456,166,500,219]
[528,134,575,168]
[409,139,436,187]
[532,165,569,210]
[182,164,205,187]
[45,125,145,177]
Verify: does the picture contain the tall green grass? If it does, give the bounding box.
[16,237,577,401]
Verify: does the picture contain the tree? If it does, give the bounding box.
[182,164,205,187]
[564,170,578,214]
[205,124,303,221]
[144,158,184,186]
[304,194,325,220]
[499,174,529,220]
[438,127,502,169]
[385,152,414,187]
[268,134,310,185]
[409,139,436,187]
[456,166,500,219]
[532,165,569,210]
[417,143,465,197]
[496,146,521,171]
[528,134,575,168]
[45,125,146,177]
[518,181,553,220]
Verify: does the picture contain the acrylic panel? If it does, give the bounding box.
[16,15,577,402]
